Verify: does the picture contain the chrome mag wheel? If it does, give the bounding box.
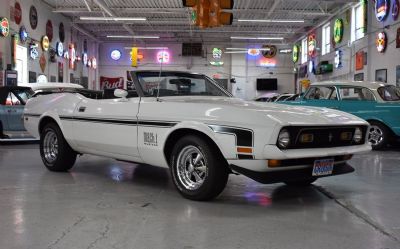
[368,125,383,146]
[176,145,208,191]
[43,130,59,163]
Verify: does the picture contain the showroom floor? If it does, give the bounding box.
[0,143,399,249]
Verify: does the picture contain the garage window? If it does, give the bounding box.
[304,86,337,100]
[322,23,331,55]
[301,38,308,64]
[339,87,375,101]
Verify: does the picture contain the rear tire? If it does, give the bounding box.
[284,178,317,187]
[40,122,77,172]
[368,121,389,150]
[170,135,229,201]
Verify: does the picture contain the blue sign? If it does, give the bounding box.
[375,0,389,22]
[29,43,39,60]
[56,42,64,57]
[19,26,28,43]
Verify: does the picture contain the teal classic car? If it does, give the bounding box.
[285,81,400,150]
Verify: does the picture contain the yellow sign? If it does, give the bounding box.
[131,47,138,67]
[300,79,311,89]
[41,35,50,51]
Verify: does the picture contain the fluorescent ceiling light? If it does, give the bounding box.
[230,36,284,40]
[238,19,305,23]
[226,48,272,51]
[108,35,159,39]
[124,47,168,50]
[80,17,146,21]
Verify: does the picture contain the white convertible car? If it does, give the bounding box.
[24,71,371,200]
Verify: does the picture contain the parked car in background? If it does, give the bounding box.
[285,93,300,101]
[284,81,400,149]
[254,92,280,102]
[24,71,371,201]
[275,93,295,102]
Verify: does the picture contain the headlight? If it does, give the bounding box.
[353,127,363,143]
[278,129,291,149]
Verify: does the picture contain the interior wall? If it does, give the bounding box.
[0,0,99,88]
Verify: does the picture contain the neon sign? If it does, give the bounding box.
[19,26,28,44]
[292,45,299,63]
[333,19,344,43]
[308,34,316,58]
[259,58,276,67]
[41,36,50,51]
[212,48,222,59]
[247,48,260,56]
[334,49,343,68]
[376,32,387,53]
[56,42,63,57]
[0,17,9,37]
[375,0,389,22]
[111,49,121,61]
[69,43,76,69]
[82,53,88,66]
[92,57,97,69]
[157,51,170,63]
[29,43,39,60]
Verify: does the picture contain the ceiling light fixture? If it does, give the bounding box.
[238,19,305,23]
[230,36,284,40]
[124,47,168,50]
[108,35,159,39]
[80,17,146,21]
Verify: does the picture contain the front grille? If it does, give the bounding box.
[279,126,368,149]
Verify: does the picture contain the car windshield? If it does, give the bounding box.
[13,88,34,103]
[377,85,400,101]
[136,72,230,97]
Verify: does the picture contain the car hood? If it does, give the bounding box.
[157,96,367,126]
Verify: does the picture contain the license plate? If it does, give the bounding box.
[312,159,334,176]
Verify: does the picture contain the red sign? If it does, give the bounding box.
[397,28,400,48]
[14,2,22,25]
[0,17,9,37]
[46,20,53,42]
[39,54,46,73]
[100,76,124,90]
[355,51,364,71]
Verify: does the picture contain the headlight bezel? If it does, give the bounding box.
[277,129,291,149]
[353,127,363,144]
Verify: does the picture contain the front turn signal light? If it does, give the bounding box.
[268,160,281,168]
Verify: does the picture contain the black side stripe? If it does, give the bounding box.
[59,116,177,128]
[208,125,254,147]
[24,113,41,117]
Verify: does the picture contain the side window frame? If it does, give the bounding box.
[338,86,376,101]
[304,86,337,100]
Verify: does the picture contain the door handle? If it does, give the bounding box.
[78,106,86,112]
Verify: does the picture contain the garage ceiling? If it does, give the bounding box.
[43,0,357,44]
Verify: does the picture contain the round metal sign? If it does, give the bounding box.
[333,19,344,44]
[261,45,277,58]
[46,20,53,42]
[111,49,122,61]
[19,26,28,43]
[59,22,65,42]
[376,32,387,53]
[393,0,400,20]
[375,0,389,22]
[292,44,299,63]
[14,2,22,25]
[56,42,64,57]
[41,36,50,51]
[0,17,10,37]
[29,6,38,30]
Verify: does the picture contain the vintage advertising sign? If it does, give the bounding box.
[393,0,400,20]
[39,54,46,73]
[375,0,389,22]
[100,76,124,89]
[355,51,364,70]
[0,17,9,37]
[46,20,53,42]
[292,45,299,63]
[29,6,38,30]
[261,45,277,58]
[59,23,65,42]
[41,36,50,51]
[308,34,317,58]
[19,26,28,43]
[376,32,387,53]
[14,2,22,25]
[333,19,344,43]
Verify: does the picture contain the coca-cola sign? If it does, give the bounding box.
[100,76,124,90]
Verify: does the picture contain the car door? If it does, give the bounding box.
[72,93,141,160]
[3,91,25,131]
[299,85,340,109]
[337,86,377,119]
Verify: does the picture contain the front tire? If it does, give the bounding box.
[368,121,389,150]
[170,135,229,201]
[40,122,77,172]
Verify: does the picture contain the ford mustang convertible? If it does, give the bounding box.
[24,71,371,200]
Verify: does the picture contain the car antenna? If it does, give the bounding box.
[156,52,164,102]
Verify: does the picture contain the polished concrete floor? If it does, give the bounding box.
[0,143,399,249]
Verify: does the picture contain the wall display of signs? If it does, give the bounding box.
[14,2,22,25]
[247,48,260,56]
[157,51,170,63]
[212,48,222,59]
[82,53,88,66]
[308,34,317,58]
[393,0,400,20]
[59,23,65,42]
[292,45,299,63]
[0,17,9,37]
[376,32,387,53]
[29,43,39,60]
[29,71,36,83]
[261,45,277,58]
[39,54,46,73]
[100,76,124,89]
[69,43,76,70]
[335,49,343,68]
[355,51,364,70]
[376,69,387,83]
[41,36,50,51]
[397,28,400,48]
[56,42,63,57]
[333,19,344,44]
[354,73,364,81]
[375,0,389,22]
[46,20,53,42]
[111,49,122,61]
[49,48,57,63]
[19,26,28,44]
[29,6,38,30]
[396,65,400,86]
[58,62,63,82]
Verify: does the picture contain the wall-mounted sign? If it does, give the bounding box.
[259,58,276,67]
[56,42,63,57]
[355,51,364,70]
[397,28,400,48]
[14,2,22,25]
[261,45,277,58]
[335,49,343,69]
[308,60,315,74]
[87,58,92,68]
[82,53,88,66]
[39,54,46,73]
[212,48,222,59]
[46,20,53,42]
[111,49,121,61]
[393,0,400,20]
[361,0,368,34]
[247,48,260,56]
[333,19,344,43]
[41,36,50,51]
[83,39,88,53]
[59,23,65,42]
[37,74,48,83]
[0,17,9,37]
[69,43,76,69]
[279,49,292,54]
[292,45,299,63]
[157,51,170,63]
[210,61,224,66]
[315,61,333,75]
[29,6,38,30]
[19,26,28,43]
[100,76,124,90]
[131,47,138,67]
[376,32,387,53]
[29,43,39,60]
[49,48,57,63]
[308,34,317,58]
[375,0,389,22]
[92,57,97,69]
